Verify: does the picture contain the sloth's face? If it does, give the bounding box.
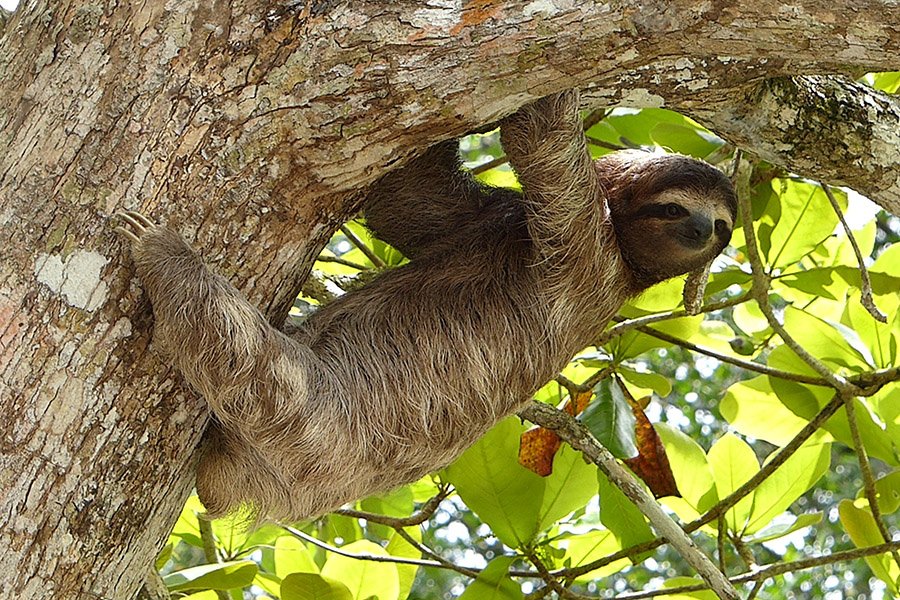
[600,151,737,288]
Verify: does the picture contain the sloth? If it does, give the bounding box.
[117,90,736,521]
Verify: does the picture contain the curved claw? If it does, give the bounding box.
[115,210,156,244]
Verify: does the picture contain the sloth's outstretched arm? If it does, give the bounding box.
[116,212,319,431]
[363,140,518,257]
[500,91,607,262]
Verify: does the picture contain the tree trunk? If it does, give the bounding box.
[0,1,896,597]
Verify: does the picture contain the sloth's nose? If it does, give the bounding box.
[677,214,713,247]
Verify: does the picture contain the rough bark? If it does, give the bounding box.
[0,1,897,598]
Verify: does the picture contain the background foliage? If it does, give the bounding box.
[154,74,899,600]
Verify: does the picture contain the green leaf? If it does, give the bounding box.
[275,534,319,578]
[618,366,672,397]
[155,543,173,571]
[655,424,716,514]
[782,305,873,370]
[537,444,599,530]
[720,377,811,446]
[386,528,423,600]
[707,434,757,533]
[659,576,718,599]
[845,291,899,368]
[765,179,841,268]
[649,122,722,158]
[744,435,830,535]
[579,380,638,459]
[839,499,900,594]
[553,530,628,582]
[281,573,354,600]
[608,315,702,361]
[598,471,653,550]
[164,561,258,592]
[320,540,400,600]
[868,470,900,514]
[443,417,544,547]
[458,556,522,600]
[746,512,823,543]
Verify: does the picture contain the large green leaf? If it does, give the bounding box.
[274,534,319,579]
[764,179,842,268]
[655,424,716,515]
[707,434,757,533]
[458,556,523,600]
[598,471,653,549]
[782,305,873,371]
[320,540,400,600]
[744,435,831,535]
[720,376,811,446]
[537,444,599,530]
[281,573,354,600]
[443,417,544,547]
[579,380,638,460]
[839,500,900,594]
[164,561,258,592]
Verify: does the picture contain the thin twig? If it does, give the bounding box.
[284,525,452,571]
[820,183,887,322]
[842,395,900,568]
[524,547,582,599]
[315,254,371,271]
[599,292,751,344]
[631,324,826,386]
[392,525,481,578]
[335,486,452,527]
[471,155,509,175]
[340,224,386,268]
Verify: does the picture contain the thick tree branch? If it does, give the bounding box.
[682,76,900,215]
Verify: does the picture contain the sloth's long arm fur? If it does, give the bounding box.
[117,90,736,521]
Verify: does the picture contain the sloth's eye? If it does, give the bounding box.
[665,203,683,218]
[715,219,729,234]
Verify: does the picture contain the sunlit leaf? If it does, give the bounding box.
[444,417,544,547]
[707,434,757,532]
[839,499,900,594]
[782,305,873,370]
[746,512,822,543]
[721,377,811,445]
[765,179,841,268]
[458,556,522,600]
[656,424,717,514]
[598,471,653,550]
[275,534,319,579]
[281,572,354,600]
[164,561,258,592]
[320,540,400,600]
[745,435,830,535]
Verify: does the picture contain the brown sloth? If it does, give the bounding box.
[117,90,736,521]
